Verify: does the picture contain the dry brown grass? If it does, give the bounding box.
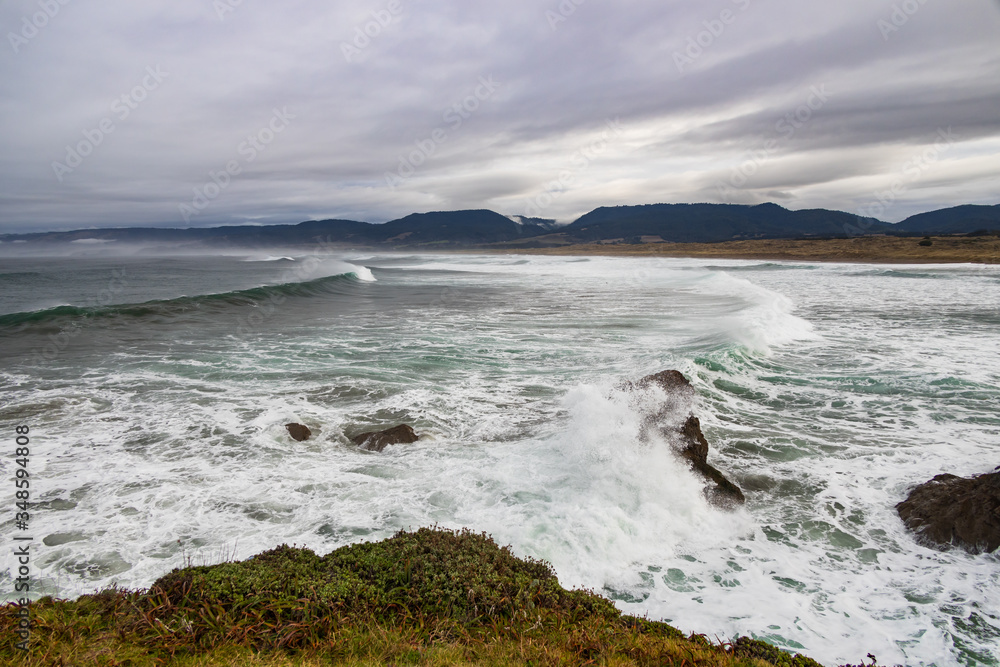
[501,235,1000,264]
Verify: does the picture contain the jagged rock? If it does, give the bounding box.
[896,471,1000,554]
[628,370,745,507]
[679,415,710,466]
[285,423,312,442]
[351,424,419,452]
[674,414,746,507]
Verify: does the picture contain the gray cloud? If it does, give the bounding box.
[1,0,998,232]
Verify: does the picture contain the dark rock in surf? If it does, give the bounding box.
[633,369,697,397]
[351,424,419,452]
[679,415,710,466]
[621,369,697,438]
[675,414,746,507]
[285,423,312,442]
[896,471,1000,554]
[628,370,745,508]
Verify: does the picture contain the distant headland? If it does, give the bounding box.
[2,203,998,263]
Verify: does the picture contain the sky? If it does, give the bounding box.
[1,0,998,233]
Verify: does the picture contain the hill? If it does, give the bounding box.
[552,203,888,244]
[2,203,998,251]
[892,204,1000,234]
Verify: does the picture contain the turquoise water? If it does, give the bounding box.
[1,252,998,665]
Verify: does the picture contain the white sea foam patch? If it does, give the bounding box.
[472,383,753,593]
[262,257,376,284]
[349,265,377,282]
[699,272,819,354]
[370,254,812,355]
[402,254,703,286]
[11,373,749,594]
[243,255,297,262]
[293,258,375,282]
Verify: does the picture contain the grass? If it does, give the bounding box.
[2,527,827,666]
[496,234,1000,264]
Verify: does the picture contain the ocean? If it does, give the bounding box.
[1,251,998,666]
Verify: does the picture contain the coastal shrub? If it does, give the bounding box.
[0,527,833,665]
[152,527,616,621]
[730,636,823,666]
[140,527,621,649]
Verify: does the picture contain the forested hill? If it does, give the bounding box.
[3,203,997,249]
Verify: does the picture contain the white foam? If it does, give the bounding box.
[244,255,297,262]
[700,271,820,354]
[350,265,377,282]
[263,257,376,284]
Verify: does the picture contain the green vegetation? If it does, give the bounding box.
[1,527,826,666]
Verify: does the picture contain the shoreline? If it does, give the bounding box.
[475,235,1000,264]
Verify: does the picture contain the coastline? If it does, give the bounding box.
[481,235,1000,264]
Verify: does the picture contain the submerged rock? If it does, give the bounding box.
[285,423,312,442]
[351,424,419,452]
[896,470,1000,554]
[628,370,745,507]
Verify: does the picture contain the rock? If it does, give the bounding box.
[633,369,697,397]
[679,415,710,466]
[623,370,696,439]
[675,414,746,507]
[627,370,745,508]
[285,423,312,442]
[896,471,1000,554]
[351,424,419,453]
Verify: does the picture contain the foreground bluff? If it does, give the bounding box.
[625,370,745,507]
[896,469,1000,554]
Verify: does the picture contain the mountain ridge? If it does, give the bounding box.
[2,203,997,249]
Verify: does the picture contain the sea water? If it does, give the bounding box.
[1,251,998,666]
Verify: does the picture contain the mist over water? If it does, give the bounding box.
[1,252,998,666]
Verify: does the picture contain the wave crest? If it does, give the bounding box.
[0,263,376,329]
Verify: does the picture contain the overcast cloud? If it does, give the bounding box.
[1,0,998,232]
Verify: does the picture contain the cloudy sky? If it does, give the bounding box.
[1,0,998,232]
